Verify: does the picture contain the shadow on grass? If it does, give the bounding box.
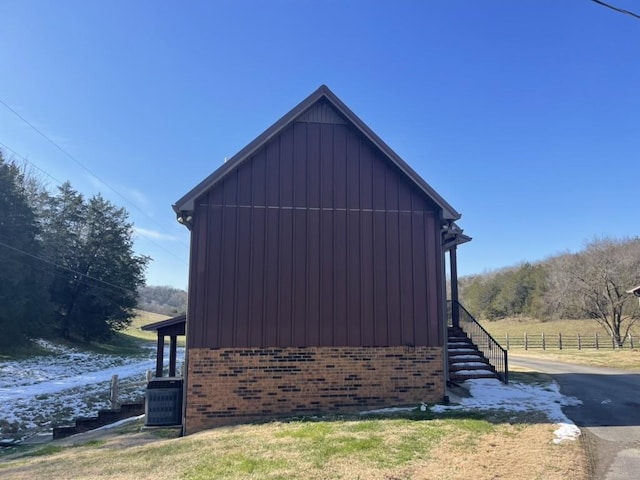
[252,403,544,431]
[0,333,154,360]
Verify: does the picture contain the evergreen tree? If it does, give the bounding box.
[44,184,150,341]
[0,153,51,346]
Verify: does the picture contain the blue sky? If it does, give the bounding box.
[1,1,638,290]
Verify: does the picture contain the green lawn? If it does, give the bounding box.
[0,413,587,480]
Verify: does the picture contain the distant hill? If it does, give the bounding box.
[459,237,640,325]
[137,285,187,316]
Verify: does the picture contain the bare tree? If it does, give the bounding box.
[560,238,640,347]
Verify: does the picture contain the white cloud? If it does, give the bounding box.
[122,187,151,209]
[86,174,108,191]
[134,226,180,242]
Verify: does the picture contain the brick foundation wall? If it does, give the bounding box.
[184,346,444,434]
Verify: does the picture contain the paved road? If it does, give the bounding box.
[510,356,640,480]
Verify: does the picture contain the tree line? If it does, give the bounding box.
[460,237,640,346]
[0,151,149,348]
[137,285,187,316]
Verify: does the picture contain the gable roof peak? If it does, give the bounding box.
[173,85,460,221]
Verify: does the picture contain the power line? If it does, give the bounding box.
[0,140,64,185]
[3,251,131,298]
[591,0,640,20]
[0,98,190,250]
[0,140,188,265]
[0,240,136,295]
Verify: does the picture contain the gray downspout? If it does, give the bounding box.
[180,212,195,436]
[439,220,450,395]
[450,246,460,329]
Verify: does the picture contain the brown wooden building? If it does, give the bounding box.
[173,85,470,434]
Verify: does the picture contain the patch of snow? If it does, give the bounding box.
[0,340,184,436]
[91,414,145,432]
[432,378,582,444]
[450,362,488,367]
[453,369,494,375]
[359,406,415,415]
[449,354,483,360]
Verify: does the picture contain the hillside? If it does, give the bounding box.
[459,237,640,342]
[137,285,187,316]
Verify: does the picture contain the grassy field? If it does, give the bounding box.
[123,309,186,347]
[479,317,640,339]
[124,309,171,342]
[479,317,640,370]
[1,310,175,359]
[73,310,172,357]
[0,412,587,480]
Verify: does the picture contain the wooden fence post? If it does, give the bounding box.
[110,374,119,410]
[506,332,510,350]
[524,332,528,350]
[558,333,562,350]
[630,334,634,349]
[542,332,546,350]
[595,333,599,350]
[577,333,581,350]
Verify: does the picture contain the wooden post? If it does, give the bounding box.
[450,247,460,329]
[630,334,634,349]
[524,332,528,350]
[542,332,546,350]
[595,333,599,349]
[506,332,510,350]
[110,374,119,410]
[558,332,562,350]
[156,334,164,377]
[169,335,177,377]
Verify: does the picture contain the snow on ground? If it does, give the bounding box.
[432,378,582,444]
[0,340,183,438]
[2,341,581,445]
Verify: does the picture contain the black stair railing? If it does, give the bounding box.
[448,300,509,384]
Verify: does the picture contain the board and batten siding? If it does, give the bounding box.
[187,119,444,349]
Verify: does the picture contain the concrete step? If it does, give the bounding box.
[450,361,491,371]
[448,348,478,355]
[450,370,498,381]
[53,402,144,440]
[449,353,485,362]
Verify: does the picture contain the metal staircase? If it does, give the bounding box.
[448,327,499,382]
[447,301,508,384]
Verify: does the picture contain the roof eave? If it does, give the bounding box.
[318,87,461,221]
[141,314,187,332]
[173,86,332,214]
[173,84,461,221]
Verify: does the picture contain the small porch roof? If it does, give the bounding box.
[442,222,472,251]
[141,314,186,336]
[142,314,186,378]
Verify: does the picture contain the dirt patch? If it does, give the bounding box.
[419,423,588,480]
